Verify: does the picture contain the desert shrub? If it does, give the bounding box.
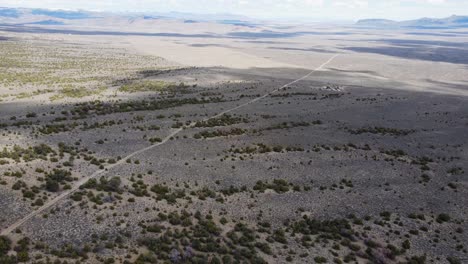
[420,174,430,183]
[253,179,290,193]
[71,97,224,118]
[291,217,352,242]
[0,144,56,162]
[381,149,406,158]
[447,167,464,175]
[38,123,77,134]
[194,128,246,139]
[151,184,185,204]
[314,256,327,263]
[272,229,287,244]
[149,137,162,144]
[119,80,187,93]
[262,121,310,131]
[194,114,247,128]
[46,180,60,192]
[0,236,11,256]
[436,214,451,223]
[80,177,122,193]
[447,257,461,264]
[406,255,426,264]
[45,169,73,192]
[402,240,411,250]
[349,127,414,136]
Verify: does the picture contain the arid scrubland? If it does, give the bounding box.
[0,21,467,264]
[0,39,174,102]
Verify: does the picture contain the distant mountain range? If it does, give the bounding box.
[0,7,97,24]
[0,7,254,26]
[357,15,468,29]
[2,7,468,30]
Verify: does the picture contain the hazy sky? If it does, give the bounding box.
[0,0,467,21]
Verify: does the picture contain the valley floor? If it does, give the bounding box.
[0,25,467,264]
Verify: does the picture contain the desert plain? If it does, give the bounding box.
[0,14,467,264]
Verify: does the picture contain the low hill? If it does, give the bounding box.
[357,15,468,28]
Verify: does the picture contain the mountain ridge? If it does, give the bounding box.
[0,7,252,24]
[357,15,468,28]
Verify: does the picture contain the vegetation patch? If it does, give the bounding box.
[137,211,268,264]
[45,169,74,192]
[228,143,304,155]
[0,144,56,162]
[253,179,292,193]
[194,128,246,139]
[260,121,314,131]
[80,177,122,193]
[38,123,79,134]
[194,114,248,128]
[70,97,224,117]
[348,126,415,136]
[119,80,189,93]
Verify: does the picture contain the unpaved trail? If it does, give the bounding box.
[0,53,338,236]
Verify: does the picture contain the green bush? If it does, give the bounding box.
[0,236,11,256]
[436,214,451,223]
[314,256,327,263]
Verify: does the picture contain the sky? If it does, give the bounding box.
[0,0,467,21]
